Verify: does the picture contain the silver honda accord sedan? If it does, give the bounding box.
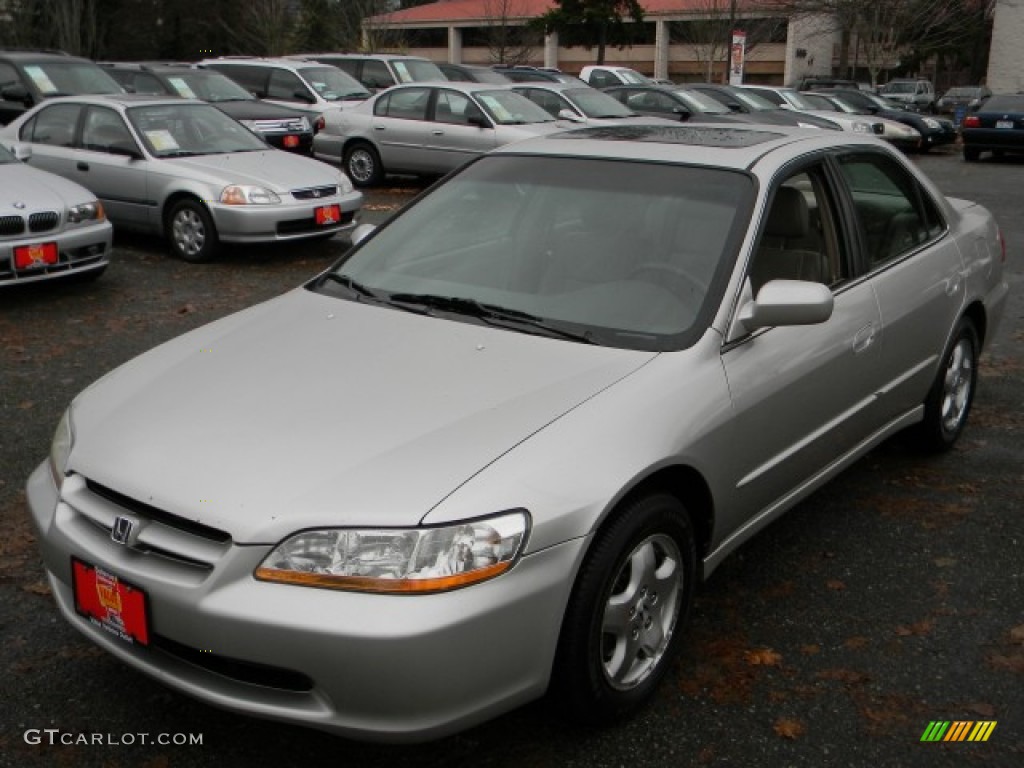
[0,94,362,262]
[26,125,1007,742]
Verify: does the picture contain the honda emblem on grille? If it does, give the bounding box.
[312,188,322,198]
[111,515,136,545]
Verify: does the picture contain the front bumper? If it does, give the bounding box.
[207,191,363,244]
[1,220,112,286]
[26,464,584,742]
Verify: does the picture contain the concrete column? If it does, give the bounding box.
[544,30,559,69]
[987,0,1024,92]
[654,20,669,80]
[448,26,462,64]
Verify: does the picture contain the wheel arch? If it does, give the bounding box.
[160,191,211,237]
[962,300,987,349]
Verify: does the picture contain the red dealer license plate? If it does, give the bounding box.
[283,134,300,148]
[315,204,341,226]
[14,242,58,270]
[72,558,150,646]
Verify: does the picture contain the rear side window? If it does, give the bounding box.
[375,87,429,120]
[837,153,945,268]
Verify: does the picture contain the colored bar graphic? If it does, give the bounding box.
[921,721,996,742]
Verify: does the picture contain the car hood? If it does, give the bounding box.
[69,289,654,542]
[165,150,337,192]
[2,161,95,209]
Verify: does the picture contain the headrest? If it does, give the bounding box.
[764,186,809,239]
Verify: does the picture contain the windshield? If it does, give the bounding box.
[730,89,778,111]
[127,103,268,157]
[19,60,122,96]
[314,155,754,351]
[881,82,916,94]
[392,59,446,83]
[163,71,252,101]
[943,87,980,99]
[800,93,837,110]
[672,89,732,114]
[778,90,818,110]
[473,90,555,124]
[300,67,370,101]
[566,88,634,118]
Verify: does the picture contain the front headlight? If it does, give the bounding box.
[338,172,354,195]
[851,121,872,133]
[922,117,941,129]
[220,185,281,205]
[49,408,74,490]
[255,510,530,593]
[67,201,105,223]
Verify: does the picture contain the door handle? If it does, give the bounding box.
[76,161,89,171]
[852,323,876,354]
[432,130,444,135]
[373,125,385,131]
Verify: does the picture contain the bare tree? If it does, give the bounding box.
[221,0,297,56]
[670,0,786,82]
[481,0,539,65]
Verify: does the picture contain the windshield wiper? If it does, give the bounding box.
[160,150,201,158]
[387,293,596,344]
[321,273,384,301]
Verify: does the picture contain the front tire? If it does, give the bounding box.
[166,199,219,263]
[912,318,979,451]
[551,492,696,724]
[344,142,383,188]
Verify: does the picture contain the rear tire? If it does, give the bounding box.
[344,142,383,188]
[550,492,696,724]
[911,318,978,452]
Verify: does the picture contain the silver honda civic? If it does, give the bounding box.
[0,94,362,262]
[26,124,1007,742]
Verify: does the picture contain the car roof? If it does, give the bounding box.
[489,124,883,171]
[296,52,434,62]
[510,81,587,93]
[379,81,518,95]
[0,49,86,62]
[200,57,334,71]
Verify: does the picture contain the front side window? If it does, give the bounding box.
[21,103,82,146]
[837,152,945,268]
[314,155,755,351]
[81,106,137,153]
[267,69,309,102]
[434,89,476,124]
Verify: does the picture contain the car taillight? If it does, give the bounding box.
[962,115,981,128]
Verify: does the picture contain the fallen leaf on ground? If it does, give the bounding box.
[800,644,821,656]
[826,579,846,591]
[745,648,782,666]
[773,717,806,739]
[895,619,934,637]
[1009,625,1024,644]
[843,636,870,650]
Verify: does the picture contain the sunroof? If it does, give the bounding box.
[552,124,784,147]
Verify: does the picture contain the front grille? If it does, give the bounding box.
[291,185,337,200]
[28,211,59,232]
[254,118,308,134]
[86,479,231,543]
[277,209,354,235]
[0,215,25,236]
[152,635,314,692]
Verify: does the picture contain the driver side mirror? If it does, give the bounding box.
[9,143,32,162]
[735,279,834,334]
[557,108,584,123]
[1,83,30,104]
[672,106,691,122]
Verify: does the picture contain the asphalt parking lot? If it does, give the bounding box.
[1,147,1021,768]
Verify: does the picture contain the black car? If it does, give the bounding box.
[807,87,957,151]
[0,50,123,125]
[602,84,747,124]
[683,83,842,130]
[961,93,1024,162]
[100,63,316,154]
[491,66,585,85]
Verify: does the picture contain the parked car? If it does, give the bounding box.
[0,94,362,262]
[313,82,569,186]
[0,49,123,125]
[511,82,674,125]
[799,91,922,150]
[682,83,842,130]
[961,93,1024,162]
[740,85,884,135]
[0,141,111,285]
[491,66,587,85]
[794,76,859,91]
[602,84,747,124]
[100,63,316,153]
[199,57,370,117]
[579,65,652,87]
[436,62,511,84]
[937,85,993,118]
[296,53,446,92]
[805,88,956,150]
[26,123,1007,742]
[879,78,936,112]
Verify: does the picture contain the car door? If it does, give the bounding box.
[368,86,433,172]
[418,88,498,173]
[18,102,83,180]
[719,160,886,525]
[75,105,152,229]
[832,149,964,420]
